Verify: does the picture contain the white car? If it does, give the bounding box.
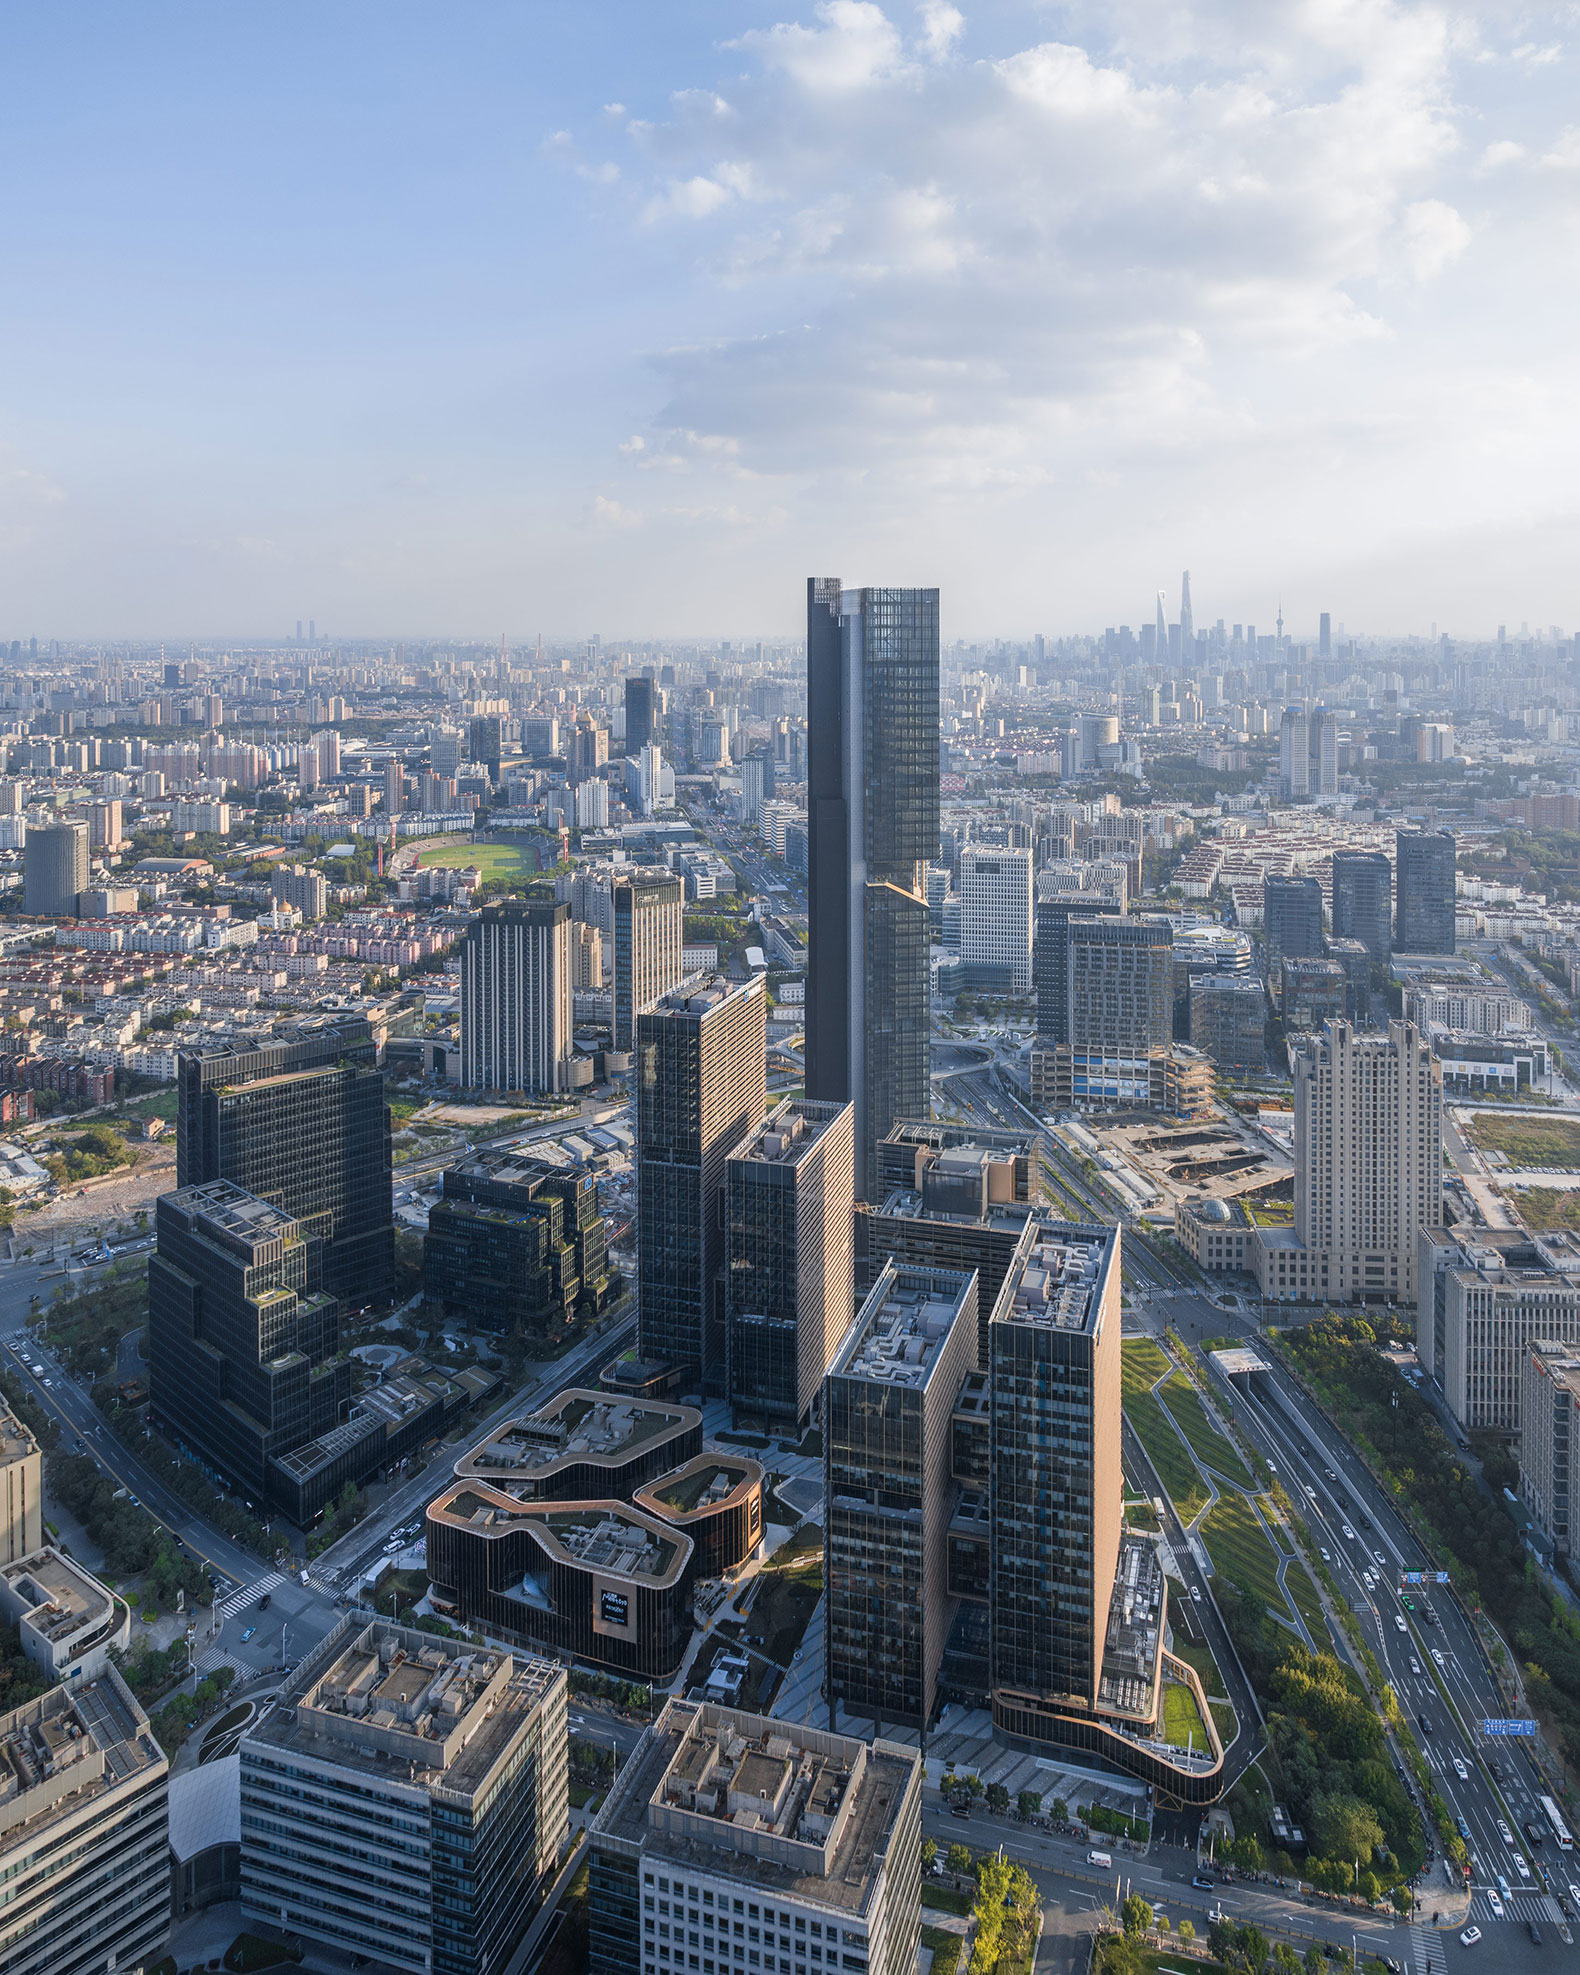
[1320,1547,1331,1561]
[1395,1615,1408,1633]
[1453,1757,1468,1781]
[1460,1926,1482,1947]
[1515,1852,1531,1880]
[1570,1882,1580,1911]
[1374,1551,1387,1566]
[1497,1820,1514,1845]
[1305,1485,1318,1500]
[1431,1648,1446,1667]
[1342,1524,1355,1540]
[1410,1657,1421,1673]
[1488,1890,1505,1918]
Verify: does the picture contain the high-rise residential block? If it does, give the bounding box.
[176,1016,393,1302]
[1332,849,1392,961]
[1262,873,1324,986]
[0,1400,42,1564]
[1396,828,1456,954]
[637,975,767,1391]
[1033,877,1123,1040]
[824,1261,978,1730]
[241,1617,567,1975]
[23,819,88,917]
[460,894,574,1095]
[806,578,939,1199]
[89,798,122,849]
[624,674,657,758]
[1278,707,1309,799]
[958,844,1034,994]
[1307,709,1338,797]
[585,1700,923,1975]
[1256,1020,1441,1306]
[0,1669,169,1975]
[725,1098,855,1432]
[1066,914,1173,1053]
[612,869,684,1051]
[270,861,330,920]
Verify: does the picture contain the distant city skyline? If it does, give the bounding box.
[0,4,1574,636]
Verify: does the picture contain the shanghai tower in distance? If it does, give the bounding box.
[806,578,940,1201]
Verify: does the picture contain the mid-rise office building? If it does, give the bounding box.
[613,870,685,1051]
[241,1617,567,1975]
[1262,874,1325,987]
[586,1700,923,1975]
[825,1262,978,1731]
[1255,1020,1441,1306]
[0,1400,42,1563]
[1396,828,1456,954]
[177,1017,393,1303]
[637,975,767,1393]
[453,1390,703,1504]
[23,819,88,917]
[1189,973,1267,1073]
[1066,914,1173,1053]
[1521,1339,1580,1555]
[1281,955,1348,1034]
[423,1147,611,1340]
[0,1669,170,1975]
[1033,878,1123,1041]
[806,578,939,1199]
[460,894,574,1095]
[724,1099,855,1433]
[1332,849,1392,961]
[958,845,1034,994]
[149,1180,353,1521]
[0,1545,130,1683]
[1417,1227,1580,1431]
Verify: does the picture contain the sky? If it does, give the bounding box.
[2,1,1578,643]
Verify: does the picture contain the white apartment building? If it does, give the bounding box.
[958,845,1034,993]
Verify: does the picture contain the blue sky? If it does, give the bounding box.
[3,2,1578,640]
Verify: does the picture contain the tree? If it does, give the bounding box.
[1390,1882,1413,1917]
[1357,1870,1382,1905]
[1121,1894,1153,1939]
[985,1781,1010,1815]
[946,1843,974,1876]
[1302,1951,1328,1975]
[964,1771,984,1798]
[1178,1921,1195,1948]
[1271,1946,1301,1975]
[1017,1788,1042,1821]
[1050,1796,1070,1825]
[921,1838,937,1874]
[1312,1791,1386,1866]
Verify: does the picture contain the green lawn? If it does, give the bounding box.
[1121,1340,1210,1520]
[1158,1374,1253,1486]
[1210,1698,1239,1744]
[417,840,528,879]
[1285,1558,1328,1637]
[1200,1494,1287,1611]
[1121,1338,1173,1391]
[1465,1111,1580,1166]
[1161,1680,1208,1750]
[1168,1635,1227,1699]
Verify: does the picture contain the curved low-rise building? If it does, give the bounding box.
[427,1483,695,1679]
[632,1455,765,1577]
[455,1389,702,1504]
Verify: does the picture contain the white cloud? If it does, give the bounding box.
[1399,198,1471,279]
[591,495,642,529]
[735,1,906,93]
[1479,139,1528,170]
[917,2,963,61]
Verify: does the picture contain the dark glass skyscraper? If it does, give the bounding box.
[1396,828,1456,954]
[623,675,655,758]
[1331,849,1392,961]
[176,1017,394,1304]
[1262,873,1325,984]
[806,578,939,1199]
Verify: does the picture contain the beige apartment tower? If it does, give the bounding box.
[0,1402,42,1564]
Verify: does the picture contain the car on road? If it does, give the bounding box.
[1086,1850,1111,1868]
[1514,1852,1531,1879]
[1456,1815,1470,1839]
[1320,1546,1331,1561]
[1453,1758,1468,1781]
[1374,1551,1387,1566]
[1431,1648,1446,1667]
[1528,1920,1543,1945]
[1190,1586,1201,1601]
[950,1803,971,1818]
[257,1593,271,1611]
[1192,1875,1214,1890]
[1569,1881,1580,1911]
[240,1626,256,1642]
[1410,1656,1421,1673]
[1395,1615,1408,1633]
[1342,1523,1355,1539]
[1489,1888,1506,1917]
[1418,1714,1432,1733]
[1497,1820,1515,1845]
[1459,1925,1481,1947]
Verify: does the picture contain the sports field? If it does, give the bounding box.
[416,840,529,880]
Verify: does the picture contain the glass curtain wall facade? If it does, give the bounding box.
[1395,829,1457,954]
[806,579,939,1200]
[612,871,684,1052]
[1332,850,1392,961]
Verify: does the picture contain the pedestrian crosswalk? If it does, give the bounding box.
[215,1570,286,1620]
[196,1644,252,1681]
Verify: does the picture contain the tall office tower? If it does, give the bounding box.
[1033,879,1124,1040]
[1292,1020,1442,1303]
[1078,711,1119,768]
[585,1700,923,1975]
[958,844,1034,994]
[740,746,773,823]
[1189,973,1268,1074]
[1262,873,1325,987]
[1153,590,1168,666]
[624,674,656,758]
[1307,709,1338,797]
[177,1016,393,1301]
[424,1147,610,1340]
[149,1179,351,1517]
[806,578,939,1200]
[1178,570,1194,650]
[989,1217,1123,1743]
[1278,706,1310,798]
[824,1261,978,1731]
[469,714,503,784]
[0,1400,42,1563]
[460,894,574,1095]
[725,1097,855,1432]
[1066,914,1173,1052]
[612,869,684,1051]
[637,975,767,1391]
[1396,828,1457,954]
[571,715,609,782]
[431,725,464,776]
[0,1672,170,1975]
[23,818,87,917]
[1319,611,1332,657]
[241,1618,567,1975]
[1331,849,1392,961]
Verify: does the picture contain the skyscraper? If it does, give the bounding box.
[1153,591,1168,667]
[611,870,683,1051]
[1307,708,1338,797]
[725,1097,855,1432]
[23,819,87,917]
[806,579,939,1199]
[637,974,767,1392]
[460,894,574,1094]
[1396,828,1456,954]
[1033,878,1123,1041]
[1262,873,1325,985]
[1066,915,1173,1053]
[1319,611,1332,657]
[176,1016,393,1301]
[624,674,655,758]
[1278,707,1310,799]
[1178,570,1194,652]
[468,714,503,784]
[958,845,1034,994]
[1332,849,1392,961]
